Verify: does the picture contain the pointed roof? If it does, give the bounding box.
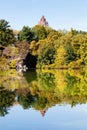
[40,109,47,117]
[38,15,49,27]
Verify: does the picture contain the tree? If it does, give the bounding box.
[71,34,87,65]
[0,19,10,30]
[55,45,67,68]
[65,43,76,64]
[47,30,62,41]
[32,25,47,40]
[18,26,35,42]
[0,19,15,46]
[37,42,56,67]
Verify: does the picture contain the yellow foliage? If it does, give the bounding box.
[9,60,17,69]
[55,45,67,67]
[68,59,82,68]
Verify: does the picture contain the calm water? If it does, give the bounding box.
[0,69,87,130]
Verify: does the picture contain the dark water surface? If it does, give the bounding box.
[0,69,87,130]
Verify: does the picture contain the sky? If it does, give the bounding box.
[0,0,87,31]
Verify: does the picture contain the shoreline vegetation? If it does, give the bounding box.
[0,17,87,71]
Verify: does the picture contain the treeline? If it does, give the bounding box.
[0,19,87,69]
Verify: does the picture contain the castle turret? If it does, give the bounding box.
[40,109,47,117]
[38,16,49,27]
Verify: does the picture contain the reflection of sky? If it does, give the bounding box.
[0,104,87,130]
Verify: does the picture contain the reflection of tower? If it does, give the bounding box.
[40,109,47,117]
[38,15,49,27]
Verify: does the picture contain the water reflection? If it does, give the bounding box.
[0,69,87,116]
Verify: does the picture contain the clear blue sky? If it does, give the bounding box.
[0,0,87,31]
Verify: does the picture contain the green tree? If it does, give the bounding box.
[0,86,15,116]
[65,43,76,64]
[32,25,47,40]
[0,19,15,46]
[18,26,35,42]
[37,43,56,67]
[0,19,10,30]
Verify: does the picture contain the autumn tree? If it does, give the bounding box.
[32,25,47,40]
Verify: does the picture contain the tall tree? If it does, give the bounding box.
[0,19,15,46]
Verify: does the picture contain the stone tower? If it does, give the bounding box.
[38,16,49,27]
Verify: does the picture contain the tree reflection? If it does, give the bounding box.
[0,85,15,116]
[18,92,36,109]
[0,69,87,116]
[65,71,87,107]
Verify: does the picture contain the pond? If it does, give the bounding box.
[0,69,87,130]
